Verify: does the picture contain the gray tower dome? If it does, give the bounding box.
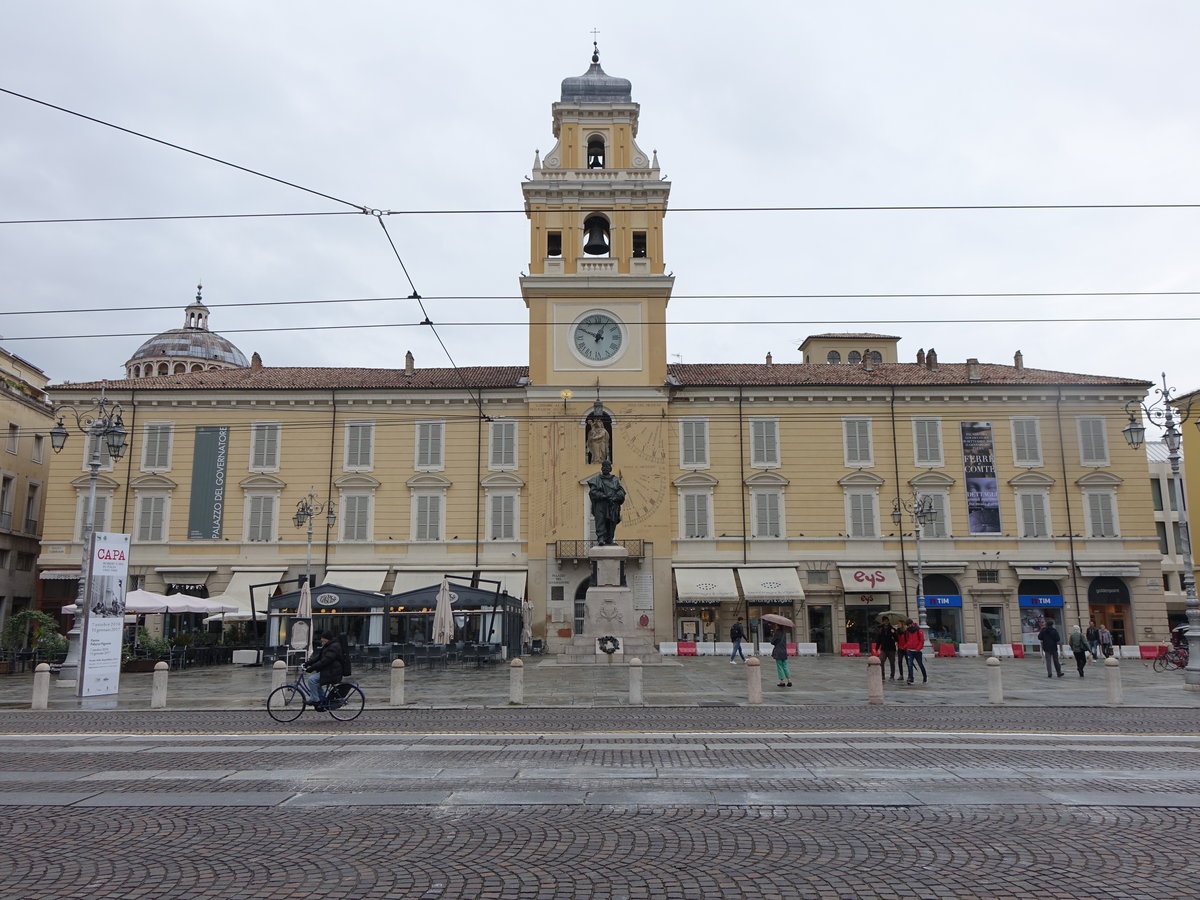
[560,45,633,103]
[125,285,250,378]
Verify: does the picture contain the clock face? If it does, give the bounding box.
[571,312,624,363]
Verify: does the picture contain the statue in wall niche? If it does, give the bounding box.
[587,459,626,546]
[586,414,611,465]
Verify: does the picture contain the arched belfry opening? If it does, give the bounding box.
[582,214,610,256]
[586,135,606,169]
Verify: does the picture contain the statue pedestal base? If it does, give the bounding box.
[556,544,661,664]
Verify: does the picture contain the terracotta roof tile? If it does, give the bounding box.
[52,366,531,392]
[668,362,1151,388]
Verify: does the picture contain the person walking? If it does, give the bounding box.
[1098,624,1114,658]
[875,617,900,681]
[1085,619,1101,660]
[1038,617,1064,678]
[770,626,792,687]
[1068,624,1089,677]
[729,617,747,663]
[902,620,927,685]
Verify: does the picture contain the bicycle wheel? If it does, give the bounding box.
[1153,654,1169,673]
[325,683,365,721]
[266,685,307,722]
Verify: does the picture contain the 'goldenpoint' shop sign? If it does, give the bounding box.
[188,425,229,540]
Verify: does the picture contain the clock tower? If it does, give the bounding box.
[521,46,677,648]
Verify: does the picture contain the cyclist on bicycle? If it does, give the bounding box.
[303,632,343,709]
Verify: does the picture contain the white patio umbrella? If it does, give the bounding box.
[295,580,314,656]
[521,600,534,648]
[61,590,237,616]
[431,577,457,645]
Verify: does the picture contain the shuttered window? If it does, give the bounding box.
[489,493,516,540]
[1012,418,1042,466]
[1019,492,1049,538]
[913,419,943,466]
[750,418,780,468]
[924,492,949,538]
[683,492,710,539]
[843,419,873,466]
[136,495,166,542]
[246,495,275,542]
[415,494,442,541]
[1078,418,1109,466]
[681,419,708,468]
[489,421,516,469]
[142,424,172,470]
[1086,492,1117,537]
[344,422,374,471]
[341,494,370,541]
[848,492,876,538]
[416,422,444,470]
[78,494,109,540]
[250,423,280,471]
[752,491,782,538]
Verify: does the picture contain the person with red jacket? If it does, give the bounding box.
[901,619,927,684]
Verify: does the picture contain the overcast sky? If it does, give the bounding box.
[3,1,1198,412]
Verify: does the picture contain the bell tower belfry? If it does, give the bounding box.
[521,44,674,388]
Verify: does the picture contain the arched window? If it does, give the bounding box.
[191,364,203,372]
[586,136,605,169]
[157,362,169,375]
[826,351,842,364]
[582,214,610,256]
[848,351,862,365]
[869,351,883,364]
[173,363,186,374]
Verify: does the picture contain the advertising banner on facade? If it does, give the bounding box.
[78,532,131,697]
[961,421,1001,535]
[188,425,229,539]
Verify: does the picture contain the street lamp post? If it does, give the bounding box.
[1122,372,1200,691]
[893,492,936,645]
[293,490,336,598]
[49,388,128,686]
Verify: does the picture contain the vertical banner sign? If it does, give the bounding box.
[78,532,131,697]
[961,421,1002,535]
[188,425,229,539]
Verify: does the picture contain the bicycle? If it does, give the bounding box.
[266,670,365,722]
[1152,645,1189,673]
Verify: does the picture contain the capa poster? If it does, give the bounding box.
[79,531,130,697]
[961,422,1001,535]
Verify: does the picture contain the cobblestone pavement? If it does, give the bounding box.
[1,716,1200,899]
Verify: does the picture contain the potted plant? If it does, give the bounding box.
[1,610,62,674]
[124,628,171,672]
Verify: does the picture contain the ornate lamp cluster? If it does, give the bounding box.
[892,492,936,640]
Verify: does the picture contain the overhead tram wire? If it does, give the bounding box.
[0,211,361,225]
[5,290,1200,318]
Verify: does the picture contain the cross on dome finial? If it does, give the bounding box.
[196,283,203,303]
[590,28,600,63]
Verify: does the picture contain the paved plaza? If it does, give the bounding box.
[1,655,1198,899]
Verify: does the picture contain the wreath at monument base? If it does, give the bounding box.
[597,635,621,655]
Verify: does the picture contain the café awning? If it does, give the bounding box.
[206,570,285,618]
[321,569,389,593]
[738,567,804,601]
[478,570,527,599]
[390,571,472,596]
[675,568,739,605]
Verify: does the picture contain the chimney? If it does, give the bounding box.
[926,348,938,370]
[404,351,415,376]
[966,358,981,381]
[1014,350,1024,370]
[916,348,926,366]
[765,352,773,366]
[250,352,262,371]
[863,353,875,372]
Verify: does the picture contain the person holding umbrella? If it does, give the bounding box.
[762,613,793,687]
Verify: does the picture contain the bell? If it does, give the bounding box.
[582,218,609,256]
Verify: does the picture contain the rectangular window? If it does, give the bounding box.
[1151,479,1165,511]
[416,421,445,470]
[923,493,949,538]
[85,431,114,470]
[15,552,34,571]
[250,423,281,471]
[142,423,172,471]
[340,494,370,541]
[1086,492,1117,537]
[78,494,109,540]
[246,495,276,542]
[0,476,12,527]
[806,570,829,585]
[750,418,780,468]
[1078,418,1109,466]
[344,422,374,471]
[489,493,516,541]
[489,420,517,470]
[1167,479,1179,512]
[32,434,44,464]
[632,231,648,258]
[136,495,167,542]
[1019,492,1049,538]
[843,418,873,467]
[23,483,39,532]
[1157,522,1170,555]
[1011,418,1042,466]
[913,418,943,466]
[414,494,442,541]
[680,419,709,468]
[848,492,876,538]
[978,569,1000,584]
[5,424,17,454]
[752,491,782,538]
[1173,522,1185,556]
[547,231,562,258]
[682,492,710,539]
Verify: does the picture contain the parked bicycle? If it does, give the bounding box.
[1152,645,1189,673]
[267,669,365,722]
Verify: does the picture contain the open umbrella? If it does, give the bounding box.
[760,613,794,629]
[431,577,457,645]
[873,609,901,620]
[295,580,313,656]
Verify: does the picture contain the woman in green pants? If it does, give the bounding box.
[770,626,792,687]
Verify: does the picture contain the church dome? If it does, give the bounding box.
[125,286,250,378]
[560,46,632,103]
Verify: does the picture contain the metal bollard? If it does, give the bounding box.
[746,656,762,705]
[271,659,288,691]
[867,656,883,705]
[390,658,406,706]
[1104,656,1123,705]
[31,663,51,710]
[151,661,169,709]
[509,657,524,705]
[628,657,643,705]
[986,656,1003,703]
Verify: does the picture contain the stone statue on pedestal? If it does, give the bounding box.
[587,459,625,545]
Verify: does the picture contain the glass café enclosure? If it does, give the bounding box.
[266,580,524,658]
